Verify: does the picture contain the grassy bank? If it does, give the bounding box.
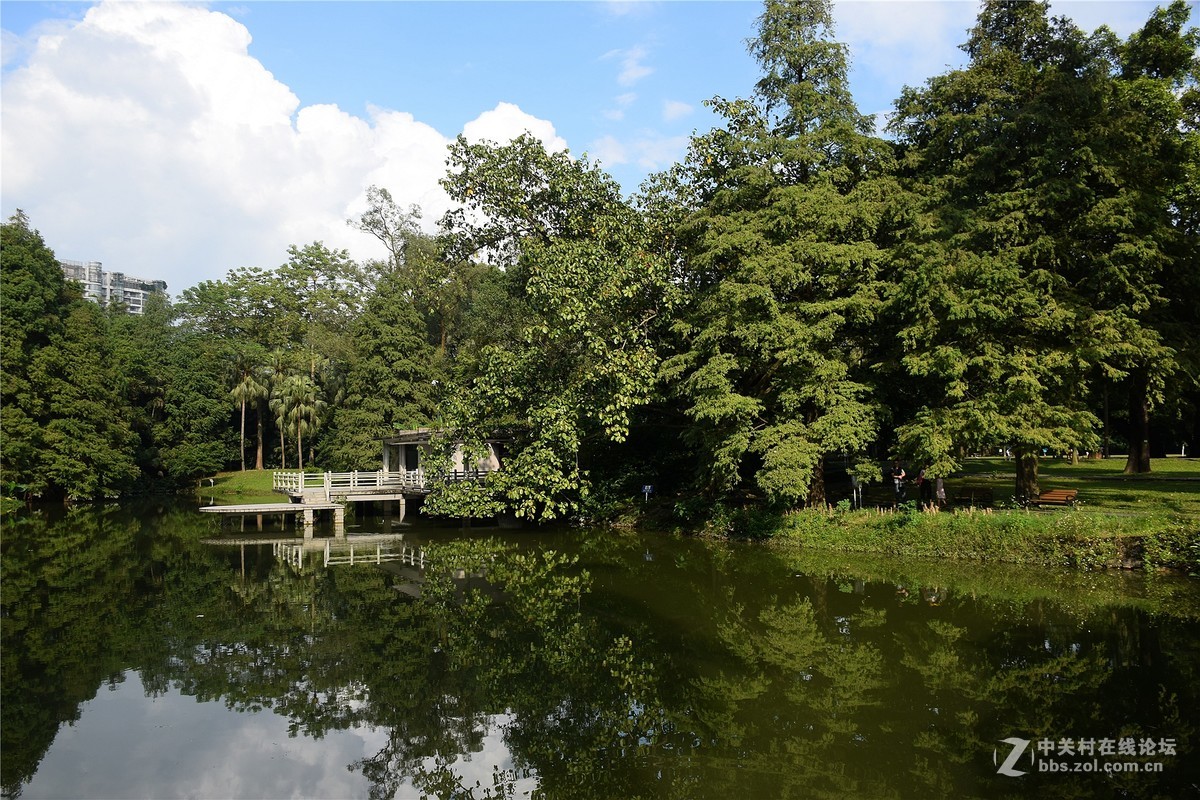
[650,456,1200,574]
[946,454,1200,519]
[770,505,1197,573]
[196,469,281,504]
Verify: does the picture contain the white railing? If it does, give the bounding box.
[272,469,426,493]
[324,542,427,568]
[272,468,493,495]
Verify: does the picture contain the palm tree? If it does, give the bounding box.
[266,350,293,469]
[228,351,268,472]
[277,374,327,470]
[254,368,269,470]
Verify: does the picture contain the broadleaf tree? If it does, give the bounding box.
[426,134,675,521]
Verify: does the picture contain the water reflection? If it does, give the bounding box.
[2,502,1198,799]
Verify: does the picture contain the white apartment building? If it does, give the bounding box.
[59,260,168,315]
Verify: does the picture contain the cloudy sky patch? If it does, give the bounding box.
[0,0,1172,294]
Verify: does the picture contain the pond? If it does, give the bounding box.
[3,500,1198,799]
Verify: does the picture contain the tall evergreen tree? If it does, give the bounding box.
[323,272,437,470]
[888,0,1198,497]
[0,212,71,497]
[661,0,895,507]
[107,293,174,488]
[1102,1,1200,471]
[32,302,140,498]
[155,333,237,484]
[2,212,139,498]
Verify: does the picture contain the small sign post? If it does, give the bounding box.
[642,484,653,503]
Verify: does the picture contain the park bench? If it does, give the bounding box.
[1033,489,1078,507]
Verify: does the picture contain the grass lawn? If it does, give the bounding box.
[946,455,1200,522]
[198,469,282,503]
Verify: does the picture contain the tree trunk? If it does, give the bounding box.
[280,427,287,470]
[1102,385,1110,458]
[255,402,265,470]
[1123,373,1152,474]
[806,455,827,508]
[239,399,247,471]
[1014,446,1039,503]
[297,423,304,471]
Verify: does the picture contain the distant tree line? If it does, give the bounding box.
[2,0,1196,513]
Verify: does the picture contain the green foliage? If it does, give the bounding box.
[33,302,140,498]
[322,271,438,470]
[1,212,139,499]
[887,0,1199,495]
[156,333,237,482]
[660,0,895,508]
[1,211,72,497]
[428,134,674,521]
[772,504,1198,570]
[5,0,1196,518]
[350,186,479,353]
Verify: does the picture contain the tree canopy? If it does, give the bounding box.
[3,0,1196,515]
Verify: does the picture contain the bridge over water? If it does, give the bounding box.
[200,468,489,533]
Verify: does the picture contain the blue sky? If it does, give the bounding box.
[0,1,1179,293]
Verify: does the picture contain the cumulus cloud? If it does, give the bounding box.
[462,101,568,152]
[0,1,566,293]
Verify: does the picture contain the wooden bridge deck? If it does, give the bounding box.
[271,469,493,502]
[199,499,346,534]
[199,502,343,514]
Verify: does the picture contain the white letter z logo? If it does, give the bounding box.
[995,737,1032,777]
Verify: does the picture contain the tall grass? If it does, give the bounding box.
[774,505,1197,573]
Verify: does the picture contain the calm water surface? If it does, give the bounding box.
[2,501,1198,799]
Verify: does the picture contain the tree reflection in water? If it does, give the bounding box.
[2,503,1198,799]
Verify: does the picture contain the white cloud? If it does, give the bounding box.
[833,0,1163,114]
[662,99,693,121]
[834,1,977,103]
[603,91,638,121]
[590,131,688,173]
[603,45,653,87]
[0,1,567,294]
[463,101,568,152]
[589,134,629,167]
[25,671,536,800]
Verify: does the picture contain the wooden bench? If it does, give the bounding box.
[1033,489,1078,507]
